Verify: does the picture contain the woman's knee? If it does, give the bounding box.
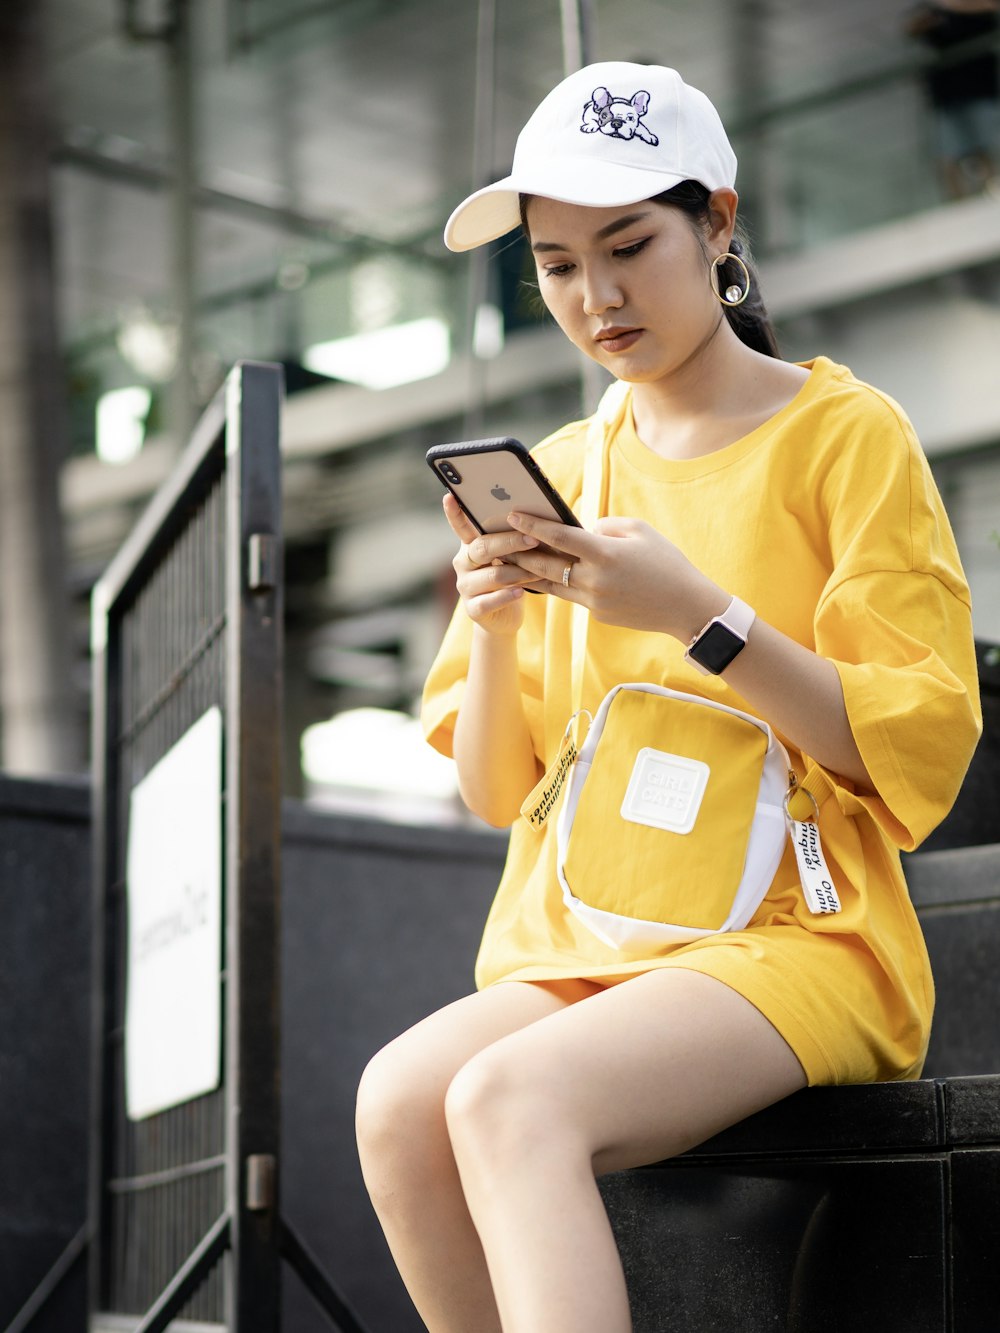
[445,1044,573,1173]
[355,1035,448,1167]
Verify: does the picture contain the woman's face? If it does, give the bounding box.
[526,195,727,385]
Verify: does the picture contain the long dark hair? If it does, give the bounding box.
[518,181,780,358]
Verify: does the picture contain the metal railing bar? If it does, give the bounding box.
[108,1156,227,1194]
[92,1318,224,1333]
[3,1224,91,1333]
[94,392,225,614]
[280,1217,373,1333]
[730,31,1000,137]
[130,1212,230,1333]
[113,614,226,749]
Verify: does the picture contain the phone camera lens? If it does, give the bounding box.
[439,462,462,485]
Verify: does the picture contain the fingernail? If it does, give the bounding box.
[522,536,539,547]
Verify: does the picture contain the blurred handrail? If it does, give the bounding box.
[728,29,1000,136]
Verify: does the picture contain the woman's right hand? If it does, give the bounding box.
[444,493,543,637]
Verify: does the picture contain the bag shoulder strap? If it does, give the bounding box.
[580,378,629,525]
[572,380,630,709]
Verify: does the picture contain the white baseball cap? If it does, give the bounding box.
[444,62,737,252]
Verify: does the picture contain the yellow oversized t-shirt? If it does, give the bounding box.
[421,358,982,1085]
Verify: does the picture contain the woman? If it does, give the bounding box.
[356,62,981,1332]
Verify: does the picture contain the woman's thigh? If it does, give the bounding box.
[356,977,601,1130]
[447,967,807,1175]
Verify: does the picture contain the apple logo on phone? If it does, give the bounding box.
[491,484,511,501]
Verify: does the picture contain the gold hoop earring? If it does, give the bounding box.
[710,252,751,307]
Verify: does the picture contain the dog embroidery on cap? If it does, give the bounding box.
[580,87,659,145]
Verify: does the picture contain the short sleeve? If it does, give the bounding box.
[810,394,981,849]
[421,596,549,762]
[420,599,472,759]
[817,570,981,849]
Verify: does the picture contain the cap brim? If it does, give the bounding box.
[443,157,690,252]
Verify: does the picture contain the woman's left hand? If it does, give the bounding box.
[505,511,727,643]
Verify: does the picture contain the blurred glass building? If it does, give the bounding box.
[13,0,1000,804]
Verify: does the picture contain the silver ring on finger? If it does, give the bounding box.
[562,563,573,588]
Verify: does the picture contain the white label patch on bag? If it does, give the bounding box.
[789,818,842,915]
[620,748,710,835]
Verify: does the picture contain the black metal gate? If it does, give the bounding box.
[86,361,366,1333]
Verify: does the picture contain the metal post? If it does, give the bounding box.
[224,365,284,1330]
[167,0,197,447]
[463,0,497,438]
[560,0,596,78]
[0,0,82,774]
[558,0,610,414]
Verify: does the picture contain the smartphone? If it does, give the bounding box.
[425,437,581,535]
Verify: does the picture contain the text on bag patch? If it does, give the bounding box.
[620,748,710,835]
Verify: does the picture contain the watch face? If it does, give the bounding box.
[691,621,744,674]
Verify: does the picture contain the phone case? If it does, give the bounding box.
[425,438,580,534]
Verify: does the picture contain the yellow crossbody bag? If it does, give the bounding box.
[555,681,793,948]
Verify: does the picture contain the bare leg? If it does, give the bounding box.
[355,977,600,1332]
[444,967,807,1333]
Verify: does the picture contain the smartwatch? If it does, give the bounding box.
[684,596,756,676]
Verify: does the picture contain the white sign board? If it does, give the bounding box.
[125,706,223,1120]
